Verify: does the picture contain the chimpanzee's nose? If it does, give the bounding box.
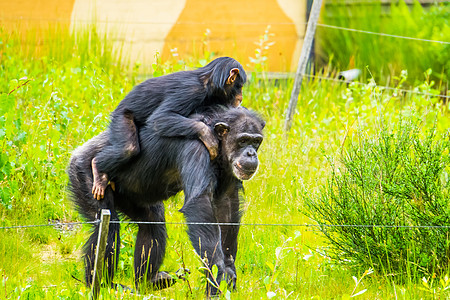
[246,149,256,157]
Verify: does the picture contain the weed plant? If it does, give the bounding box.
[304,119,450,280]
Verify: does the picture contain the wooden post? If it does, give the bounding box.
[91,209,111,299]
[284,0,323,131]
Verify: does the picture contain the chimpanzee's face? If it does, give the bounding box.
[215,113,264,180]
[230,132,263,180]
[232,83,243,107]
[223,79,244,108]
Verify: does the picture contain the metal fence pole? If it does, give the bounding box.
[91,209,111,299]
[284,0,323,131]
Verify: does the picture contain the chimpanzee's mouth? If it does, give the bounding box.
[233,161,258,181]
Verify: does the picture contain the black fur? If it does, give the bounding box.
[94,57,247,176]
[68,106,264,295]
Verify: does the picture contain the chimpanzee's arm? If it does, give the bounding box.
[213,183,242,290]
[177,142,226,295]
[148,90,219,159]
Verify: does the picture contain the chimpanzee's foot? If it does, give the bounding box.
[91,157,109,200]
[151,271,176,290]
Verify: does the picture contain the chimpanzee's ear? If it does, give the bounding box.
[226,68,239,85]
[260,120,266,130]
[214,122,230,139]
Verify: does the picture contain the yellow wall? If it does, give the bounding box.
[0,0,75,30]
[162,0,300,72]
[0,0,305,72]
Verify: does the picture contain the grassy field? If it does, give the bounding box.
[1,25,450,299]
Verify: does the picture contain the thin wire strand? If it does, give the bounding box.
[1,220,449,230]
[0,221,98,230]
[301,73,450,99]
[110,220,450,229]
[1,16,449,45]
[317,23,450,45]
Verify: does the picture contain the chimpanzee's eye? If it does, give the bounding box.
[238,137,249,147]
[252,137,263,150]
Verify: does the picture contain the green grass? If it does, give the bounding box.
[1,24,450,299]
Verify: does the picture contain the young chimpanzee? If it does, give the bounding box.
[68,106,264,296]
[91,57,247,200]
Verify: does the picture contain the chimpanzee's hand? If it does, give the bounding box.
[150,271,176,290]
[199,122,219,160]
[224,266,237,290]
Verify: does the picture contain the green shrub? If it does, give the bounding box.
[304,119,450,279]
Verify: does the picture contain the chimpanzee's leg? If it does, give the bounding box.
[92,111,140,199]
[213,185,242,290]
[84,186,121,286]
[131,202,173,291]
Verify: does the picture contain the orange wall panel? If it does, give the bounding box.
[1,0,305,72]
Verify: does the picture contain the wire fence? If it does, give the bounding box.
[1,220,450,231]
[301,73,450,99]
[0,221,97,230]
[316,23,450,45]
[2,19,448,45]
[1,16,449,46]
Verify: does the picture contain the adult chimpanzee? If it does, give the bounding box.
[91,57,247,200]
[68,106,264,295]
